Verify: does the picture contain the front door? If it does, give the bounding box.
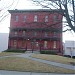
[31,41,39,51]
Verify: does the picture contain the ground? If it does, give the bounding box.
[0,52,75,74]
[31,54,75,65]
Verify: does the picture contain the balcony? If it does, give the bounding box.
[10,26,61,32]
[9,34,60,40]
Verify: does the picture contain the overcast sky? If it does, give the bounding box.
[0,0,75,42]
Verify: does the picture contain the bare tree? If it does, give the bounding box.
[0,0,75,32]
[31,0,75,32]
[0,0,19,22]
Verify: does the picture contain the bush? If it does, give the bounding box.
[63,55,71,58]
[3,49,26,53]
[72,56,75,59]
[40,50,57,55]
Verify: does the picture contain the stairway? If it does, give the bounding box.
[25,51,40,54]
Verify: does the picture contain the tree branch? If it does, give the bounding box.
[64,1,75,32]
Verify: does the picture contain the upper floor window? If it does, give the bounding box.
[54,32,57,37]
[24,16,26,22]
[14,31,17,36]
[34,15,37,22]
[33,32,37,36]
[45,16,48,22]
[22,31,26,35]
[53,15,58,22]
[15,16,18,22]
[45,32,48,37]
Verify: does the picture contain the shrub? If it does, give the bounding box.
[3,49,26,53]
[72,56,75,59]
[40,50,57,55]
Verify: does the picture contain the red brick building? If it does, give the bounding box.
[8,9,63,54]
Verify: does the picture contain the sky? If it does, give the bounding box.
[0,0,75,42]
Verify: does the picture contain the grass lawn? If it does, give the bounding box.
[0,57,75,74]
[0,52,22,56]
[31,54,75,65]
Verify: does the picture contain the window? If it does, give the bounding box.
[67,47,71,50]
[34,15,37,22]
[44,41,47,48]
[73,47,75,49]
[14,31,17,36]
[15,16,18,22]
[22,40,25,47]
[53,41,57,48]
[53,15,58,22]
[36,42,39,47]
[54,32,57,37]
[14,40,17,47]
[23,31,26,36]
[45,16,48,22]
[24,16,26,22]
[45,32,48,37]
[34,32,37,36]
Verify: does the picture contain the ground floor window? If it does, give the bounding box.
[53,41,57,48]
[36,42,39,47]
[44,41,47,48]
[31,41,39,47]
[22,40,25,47]
[13,40,17,47]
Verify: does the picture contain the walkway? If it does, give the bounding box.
[15,53,75,70]
[0,70,74,75]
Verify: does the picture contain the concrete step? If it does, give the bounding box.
[25,51,40,54]
[57,53,63,56]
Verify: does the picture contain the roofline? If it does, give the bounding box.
[8,9,64,13]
